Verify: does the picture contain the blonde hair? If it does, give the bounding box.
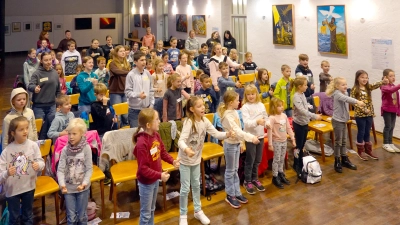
[321,60,329,66]
[56,95,70,107]
[229,49,238,61]
[94,83,108,94]
[153,58,165,74]
[217,90,238,118]
[281,64,290,72]
[185,96,204,133]
[326,77,346,96]
[211,43,222,57]
[244,52,252,58]
[293,76,308,92]
[269,98,284,116]
[66,118,87,134]
[112,45,131,70]
[242,84,261,104]
[133,108,157,144]
[167,73,181,88]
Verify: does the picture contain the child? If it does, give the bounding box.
[91,83,117,137]
[125,52,155,128]
[57,118,93,224]
[149,49,157,60]
[47,95,74,141]
[222,47,228,56]
[75,64,84,74]
[176,52,194,94]
[133,108,179,224]
[351,70,387,159]
[23,48,40,89]
[255,68,273,104]
[183,49,198,71]
[86,39,104,70]
[167,37,180,70]
[50,50,59,66]
[241,85,269,194]
[326,77,365,173]
[2,88,38,149]
[178,96,232,224]
[55,64,67,94]
[218,90,259,208]
[217,62,241,102]
[194,69,204,93]
[61,40,82,76]
[36,39,51,54]
[140,46,150,59]
[77,56,99,114]
[153,58,169,99]
[162,52,175,75]
[319,60,332,92]
[195,74,218,114]
[381,69,400,152]
[56,52,63,63]
[142,27,156,49]
[273,64,295,117]
[132,42,139,53]
[197,43,210,75]
[292,76,321,177]
[127,45,134,66]
[81,49,87,58]
[0,116,44,225]
[229,49,239,77]
[295,54,315,98]
[242,52,258,74]
[94,56,110,88]
[146,58,155,74]
[156,40,166,58]
[162,73,190,122]
[267,98,295,188]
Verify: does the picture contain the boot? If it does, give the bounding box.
[278,172,290,185]
[272,176,284,189]
[356,142,368,161]
[334,157,342,173]
[341,155,357,170]
[364,142,378,160]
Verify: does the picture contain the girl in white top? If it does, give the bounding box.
[152,58,169,98]
[178,96,233,225]
[176,52,194,94]
[241,84,269,195]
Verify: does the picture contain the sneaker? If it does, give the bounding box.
[104,178,111,185]
[390,144,400,152]
[225,195,241,208]
[179,215,188,225]
[235,195,248,204]
[383,144,395,153]
[243,181,256,195]
[194,210,210,225]
[251,180,266,192]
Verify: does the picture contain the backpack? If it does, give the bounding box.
[300,155,322,184]
[0,206,9,225]
[13,75,25,89]
[200,173,224,200]
[70,76,80,94]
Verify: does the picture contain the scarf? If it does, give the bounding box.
[25,57,37,65]
[67,136,87,153]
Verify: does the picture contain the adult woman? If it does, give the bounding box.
[36,31,54,50]
[109,45,131,127]
[185,30,200,58]
[206,31,221,53]
[142,27,156,50]
[223,30,237,55]
[102,35,115,63]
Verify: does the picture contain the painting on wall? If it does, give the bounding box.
[35,23,41,30]
[142,14,149,28]
[54,23,63,30]
[100,17,116,29]
[192,15,206,36]
[5,24,11,36]
[134,14,141,27]
[176,14,188,32]
[317,5,347,55]
[272,4,295,46]
[42,21,52,32]
[23,22,32,31]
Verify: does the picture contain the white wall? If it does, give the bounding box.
[247,0,400,137]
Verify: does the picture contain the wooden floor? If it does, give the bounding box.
[1,55,400,225]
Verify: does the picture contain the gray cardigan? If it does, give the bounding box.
[293,92,318,126]
[332,90,358,122]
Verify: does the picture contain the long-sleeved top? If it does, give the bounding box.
[153,72,169,98]
[197,53,210,75]
[273,77,294,110]
[255,81,271,104]
[77,71,98,106]
[313,92,333,116]
[267,114,295,143]
[223,38,237,54]
[350,81,383,117]
[47,111,75,139]
[206,38,220,53]
[218,76,236,102]
[0,139,44,198]
[178,118,227,166]
[28,66,60,107]
[57,144,93,193]
[91,100,115,136]
[163,63,175,75]
[381,83,400,116]
[220,110,256,144]
[319,72,332,92]
[209,55,240,87]
[331,90,358,122]
[241,102,268,138]
[37,38,52,50]
[133,131,174,184]
[163,88,183,122]
[243,61,258,75]
[295,64,314,97]
[36,47,51,54]
[142,34,156,49]
[185,37,200,57]
[176,64,193,92]
[86,47,104,69]
[125,68,154,109]
[57,38,77,52]
[293,92,318,125]
[59,78,67,94]
[109,61,130,94]
[23,58,40,88]
[167,48,180,69]
[61,50,82,76]
[195,87,218,113]
[101,44,114,62]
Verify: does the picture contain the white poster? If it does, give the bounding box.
[371,38,394,70]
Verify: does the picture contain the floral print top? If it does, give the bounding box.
[350,81,383,117]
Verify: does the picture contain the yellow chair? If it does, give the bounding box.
[106,90,109,98]
[113,102,130,129]
[35,139,60,225]
[110,160,138,224]
[192,70,197,77]
[90,165,106,218]
[230,76,237,82]
[35,118,43,135]
[65,75,76,83]
[69,93,80,105]
[238,73,256,84]
[264,103,270,115]
[89,114,93,123]
[161,152,179,211]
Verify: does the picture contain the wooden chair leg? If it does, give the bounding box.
[201,159,206,196]
[372,121,377,145]
[162,181,167,212]
[217,157,222,172]
[60,195,65,211]
[109,181,113,201]
[135,180,139,197]
[113,183,117,224]
[41,196,45,217]
[100,180,105,219]
[54,192,60,225]
[330,131,335,147]
[347,123,353,150]
[319,133,325,162]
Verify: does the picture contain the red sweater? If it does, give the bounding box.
[133,131,174,184]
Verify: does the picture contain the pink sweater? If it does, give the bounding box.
[267,114,295,143]
[176,64,194,93]
[381,83,400,116]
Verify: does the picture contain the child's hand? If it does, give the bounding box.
[357,101,365,107]
[310,84,315,90]
[185,147,195,157]
[186,74,191,79]
[239,65,244,70]
[252,136,260,144]
[268,90,274,96]
[32,161,40,171]
[59,130,68,136]
[383,77,389,84]
[227,130,235,138]
[61,186,67,194]
[315,114,322,121]
[161,171,170,182]
[91,78,98,85]
[77,184,86,191]
[257,118,265,126]
[112,117,118,123]
[8,165,16,176]
[91,52,96,57]
[35,85,41,93]
[265,121,271,129]
[139,91,147,99]
[102,97,109,105]
[268,145,274,151]
[214,86,220,92]
[231,67,235,72]
[235,81,241,88]
[329,77,333,81]
[173,157,180,169]
[292,140,296,147]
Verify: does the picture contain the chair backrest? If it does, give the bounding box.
[192,70,197,77]
[205,113,214,124]
[106,90,109,98]
[113,102,129,115]
[65,75,76,83]
[35,119,43,134]
[132,29,138,39]
[89,114,93,123]
[230,76,237,82]
[40,139,52,158]
[238,73,256,84]
[313,96,320,108]
[264,103,270,115]
[69,94,80,105]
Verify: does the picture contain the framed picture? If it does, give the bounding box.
[192,15,206,35]
[5,24,11,36]
[317,5,347,55]
[176,14,188,32]
[100,18,116,29]
[272,4,295,46]
[35,22,41,30]
[42,21,52,32]
[134,14,141,27]
[54,23,62,30]
[141,14,149,28]
[12,22,21,32]
[23,22,32,31]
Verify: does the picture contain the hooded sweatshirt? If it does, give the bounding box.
[185,37,200,57]
[381,83,400,116]
[47,111,75,140]
[23,57,40,87]
[133,131,174,184]
[125,68,155,109]
[28,66,60,107]
[220,110,256,144]
[2,88,38,149]
[77,71,98,106]
[61,49,82,75]
[0,139,45,198]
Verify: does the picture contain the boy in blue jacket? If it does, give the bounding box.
[195,74,218,113]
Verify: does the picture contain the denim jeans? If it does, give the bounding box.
[284,109,292,117]
[64,188,90,225]
[224,142,242,196]
[78,105,91,115]
[383,112,396,144]
[332,119,347,157]
[179,164,201,215]
[138,180,159,225]
[128,108,141,128]
[109,93,128,127]
[355,116,373,143]
[154,98,164,119]
[244,139,264,182]
[32,104,56,119]
[7,189,35,225]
